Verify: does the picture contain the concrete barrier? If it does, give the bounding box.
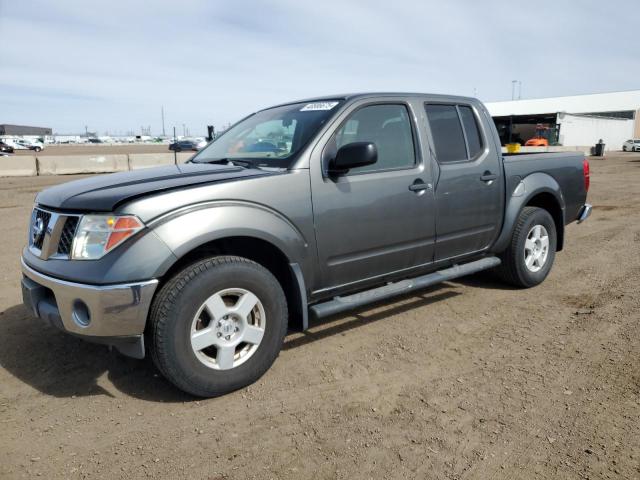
[0,155,38,177]
[0,152,189,176]
[129,153,176,170]
[551,146,592,156]
[38,154,129,175]
[501,146,592,156]
[176,152,195,163]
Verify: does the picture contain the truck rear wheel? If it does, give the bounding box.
[495,206,557,288]
[148,256,288,397]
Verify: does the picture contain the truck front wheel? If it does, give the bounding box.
[148,256,288,397]
[496,206,557,288]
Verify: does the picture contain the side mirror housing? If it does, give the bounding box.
[328,142,377,174]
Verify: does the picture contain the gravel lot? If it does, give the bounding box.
[1,153,639,479]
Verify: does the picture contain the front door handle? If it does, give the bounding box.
[408,180,429,192]
[480,171,498,182]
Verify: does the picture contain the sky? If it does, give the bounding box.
[1,0,638,136]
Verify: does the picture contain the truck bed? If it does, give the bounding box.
[503,152,587,223]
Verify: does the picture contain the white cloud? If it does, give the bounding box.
[1,0,638,134]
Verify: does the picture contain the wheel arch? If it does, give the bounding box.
[147,202,313,331]
[525,191,564,251]
[492,172,565,253]
[154,235,308,332]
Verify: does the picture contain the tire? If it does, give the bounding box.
[148,255,288,397]
[495,207,557,288]
[34,147,42,152]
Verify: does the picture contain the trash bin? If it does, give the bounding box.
[594,139,605,157]
[506,143,521,153]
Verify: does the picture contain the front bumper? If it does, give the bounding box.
[21,259,158,358]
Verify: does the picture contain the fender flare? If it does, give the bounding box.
[150,200,310,267]
[149,201,311,329]
[491,172,565,254]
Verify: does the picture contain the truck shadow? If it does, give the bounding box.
[0,304,191,402]
[283,285,460,351]
[453,270,519,290]
[0,274,500,402]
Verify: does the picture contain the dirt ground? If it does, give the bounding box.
[0,153,639,480]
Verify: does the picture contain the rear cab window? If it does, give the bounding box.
[425,103,485,164]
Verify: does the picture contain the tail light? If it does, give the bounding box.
[583,158,590,192]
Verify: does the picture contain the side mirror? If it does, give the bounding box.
[329,142,377,174]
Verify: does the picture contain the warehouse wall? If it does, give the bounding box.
[485,90,640,117]
[557,114,633,150]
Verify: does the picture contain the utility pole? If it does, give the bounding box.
[511,80,517,100]
[182,123,186,137]
[84,125,88,137]
[518,81,522,100]
[173,126,177,163]
[161,106,166,137]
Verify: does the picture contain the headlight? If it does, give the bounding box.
[71,214,144,260]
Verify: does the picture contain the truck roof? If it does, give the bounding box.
[267,92,478,110]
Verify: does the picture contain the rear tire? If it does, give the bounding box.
[495,207,557,288]
[148,256,288,397]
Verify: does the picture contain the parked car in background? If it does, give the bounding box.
[169,138,208,152]
[25,139,45,152]
[4,138,45,152]
[0,141,14,154]
[622,139,640,152]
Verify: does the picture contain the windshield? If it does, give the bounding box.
[192,100,343,167]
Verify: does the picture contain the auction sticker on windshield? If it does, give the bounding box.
[300,101,339,111]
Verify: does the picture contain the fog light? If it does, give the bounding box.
[72,300,91,327]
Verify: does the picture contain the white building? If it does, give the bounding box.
[485,90,640,150]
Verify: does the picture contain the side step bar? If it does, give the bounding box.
[309,256,501,320]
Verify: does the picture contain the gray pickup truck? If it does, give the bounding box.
[21,93,592,396]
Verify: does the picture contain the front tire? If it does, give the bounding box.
[148,256,288,397]
[495,207,557,288]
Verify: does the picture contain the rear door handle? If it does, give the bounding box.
[480,172,498,182]
[408,180,429,192]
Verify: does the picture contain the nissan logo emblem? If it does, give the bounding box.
[32,217,45,243]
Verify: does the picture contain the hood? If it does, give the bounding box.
[36,163,275,211]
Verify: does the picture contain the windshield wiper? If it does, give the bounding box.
[202,158,256,169]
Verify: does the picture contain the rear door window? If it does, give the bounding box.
[425,104,485,163]
[458,106,483,158]
[424,104,467,163]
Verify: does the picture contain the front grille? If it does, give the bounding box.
[29,207,81,259]
[57,216,79,255]
[31,209,51,249]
